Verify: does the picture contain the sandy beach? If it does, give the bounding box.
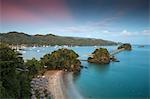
[44,70,68,99]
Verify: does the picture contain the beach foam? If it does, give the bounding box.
[66,72,84,99]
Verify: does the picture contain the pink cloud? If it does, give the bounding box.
[24,0,73,19]
[1,0,73,24]
[1,4,41,23]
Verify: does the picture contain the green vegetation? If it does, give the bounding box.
[118,43,132,50]
[0,31,117,46]
[88,48,110,64]
[0,44,82,98]
[41,48,81,73]
[0,44,45,98]
[25,58,43,78]
[0,44,30,98]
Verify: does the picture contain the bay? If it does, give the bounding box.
[20,45,150,99]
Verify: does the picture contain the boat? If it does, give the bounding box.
[37,50,40,52]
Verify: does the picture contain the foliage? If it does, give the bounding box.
[41,48,81,73]
[88,48,110,64]
[118,43,132,50]
[17,72,31,98]
[0,44,30,98]
[25,58,43,78]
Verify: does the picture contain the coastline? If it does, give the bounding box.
[65,72,84,99]
[44,70,83,99]
[44,70,68,99]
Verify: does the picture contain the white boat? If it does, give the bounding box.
[37,50,40,52]
[54,45,58,48]
[33,45,36,49]
[63,45,69,48]
[75,46,79,48]
[22,51,26,53]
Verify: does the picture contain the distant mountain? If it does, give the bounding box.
[0,31,117,46]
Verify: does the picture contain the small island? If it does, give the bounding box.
[87,48,110,64]
[118,43,132,50]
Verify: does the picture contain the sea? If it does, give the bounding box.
[20,45,150,99]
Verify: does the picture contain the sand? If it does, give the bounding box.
[44,70,68,99]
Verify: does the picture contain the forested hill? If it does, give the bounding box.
[0,32,117,46]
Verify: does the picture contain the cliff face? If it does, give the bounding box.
[118,43,132,50]
[88,48,110,64]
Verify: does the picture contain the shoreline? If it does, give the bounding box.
[65,72,84,99]
[44,70,83,99]
[44,70,68,99]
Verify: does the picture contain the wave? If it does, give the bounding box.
[66,72,84,99]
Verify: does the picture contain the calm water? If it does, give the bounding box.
[21,45,150,99]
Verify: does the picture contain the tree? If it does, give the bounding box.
[118,43,132,50]
[0,44,21,98]
[41,48,81,73]
[17,72,31,98]
[0,44,30,98]
[25,58,43,78]
[88,48,110,64]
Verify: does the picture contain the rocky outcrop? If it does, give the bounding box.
[88,48,110,64]
[31,76,51,99]
[118,43,132,50]
[110,56,120,62]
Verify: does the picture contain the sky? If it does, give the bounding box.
[0,0,149,44]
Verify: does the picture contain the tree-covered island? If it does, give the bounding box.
[118,43,132,50]
[41,48,81,73]
[88,48,110,64]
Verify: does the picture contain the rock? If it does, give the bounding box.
[31,95,36,99]
[80,65,88,69]
[110,56,120,62]
[30,77,51,99]
[115,60,120,62]
[80,65,84,68]
[84,66,88,69]
[88,48,110,64]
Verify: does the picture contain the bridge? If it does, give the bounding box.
[110,48,125,56]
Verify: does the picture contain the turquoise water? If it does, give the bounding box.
[21,45,150,99]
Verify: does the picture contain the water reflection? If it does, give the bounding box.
[87,62,110,73]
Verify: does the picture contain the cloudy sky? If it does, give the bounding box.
[1,0,149,44]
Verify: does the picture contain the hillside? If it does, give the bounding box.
[0,32,117,46]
